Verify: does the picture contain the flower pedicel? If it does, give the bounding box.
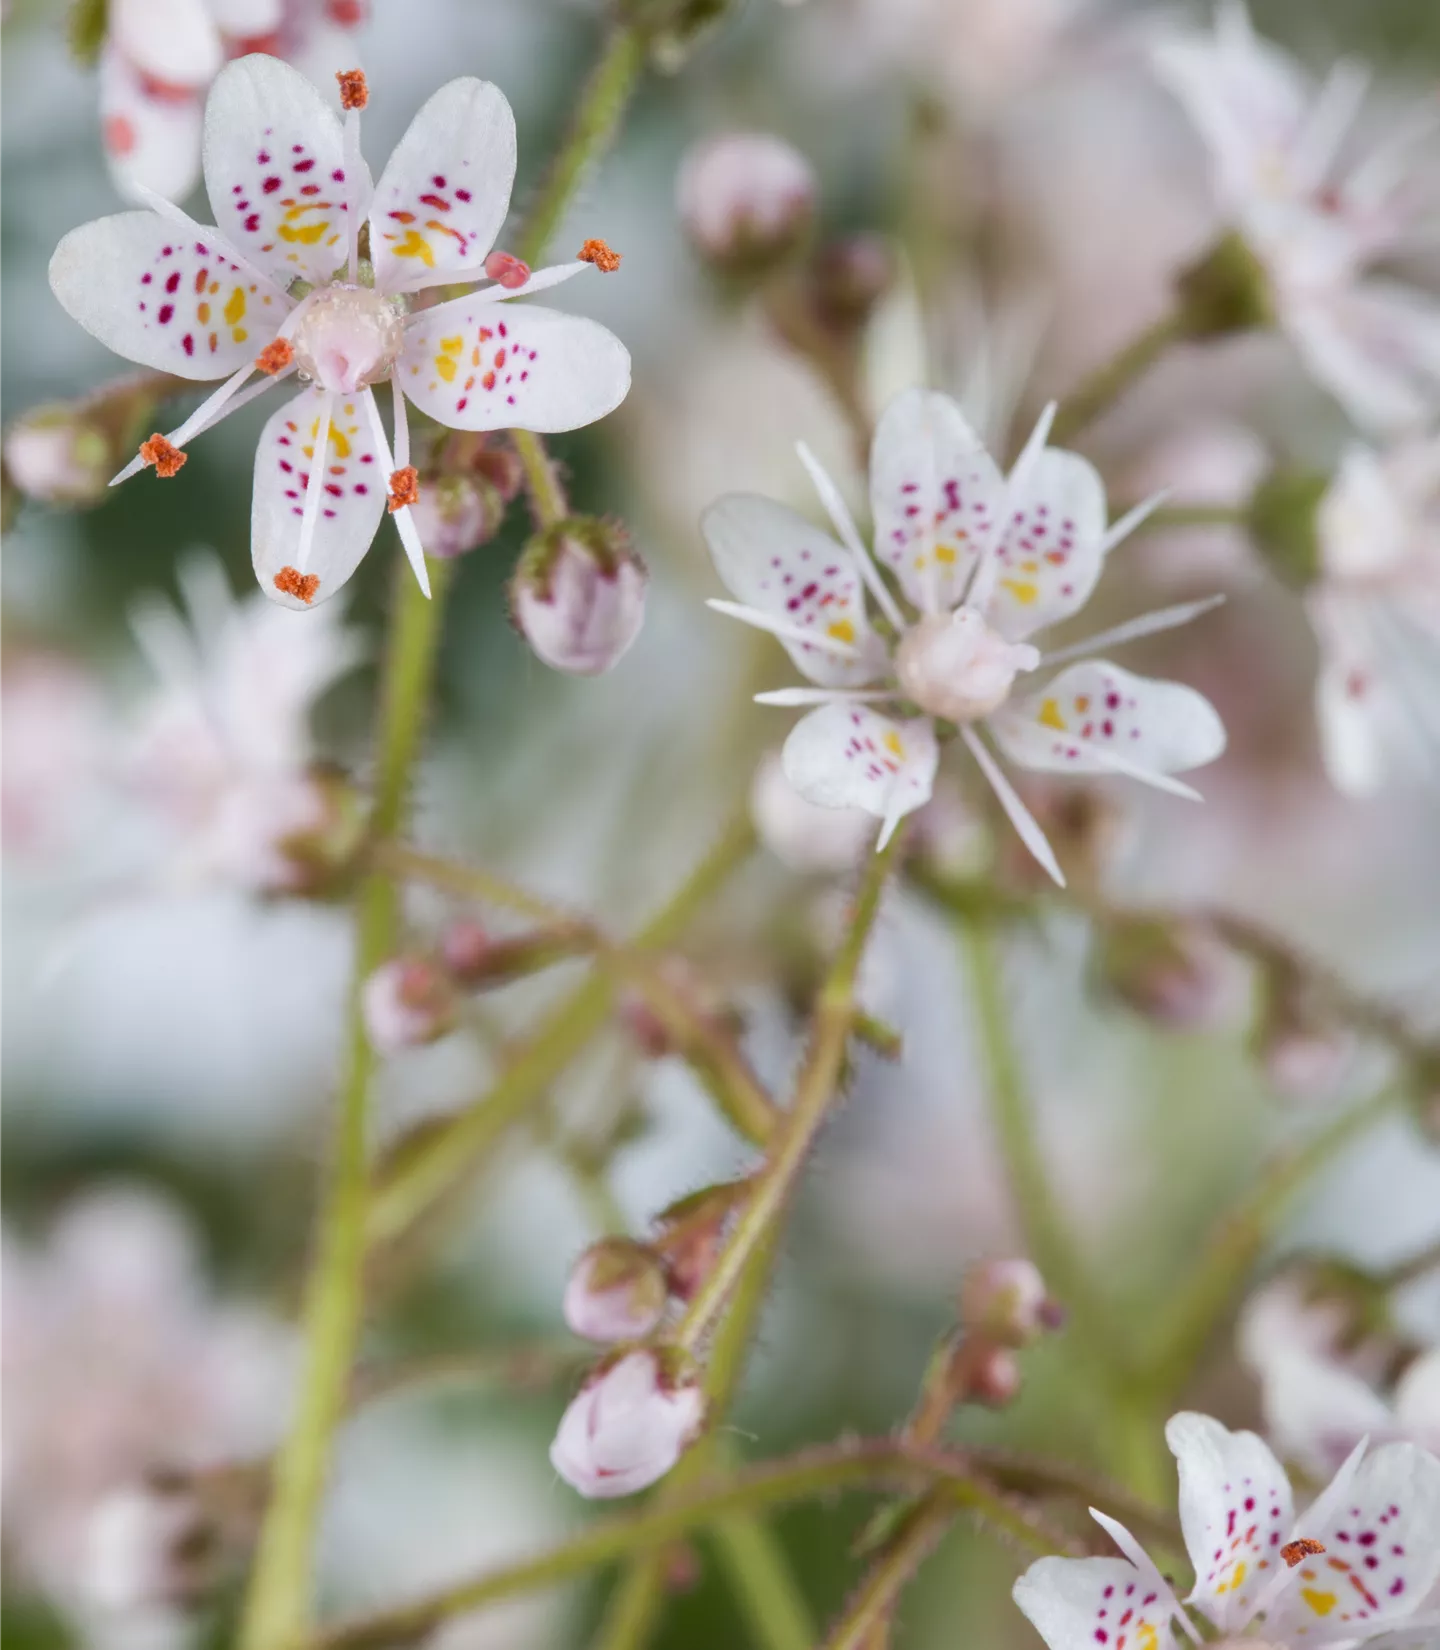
[49,56,631,609]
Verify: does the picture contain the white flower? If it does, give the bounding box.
[123,557,362,891]
[51,55,632,609]
[549,1349,705,1499]
[99,0,367,204]
[1014,1411,1440,1650]
[1153,1,1440,431]
[702,388,1226,884]
[1304,435,1440,797]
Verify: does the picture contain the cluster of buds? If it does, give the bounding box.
[677,132,817,277]
[949,1258,1066,1409]
[408,431,525,561]
[509,517,649,676]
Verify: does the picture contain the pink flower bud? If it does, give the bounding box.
[563,1238,669,1343]
[4,406,113,506]
[969,1346,1022,1408]
[550,1349,706,1499]
[439,918,490,979]
[676,132,816,271]
[360,956,455,1055]
[408,474,504,560]
[510,519,648,676]
[961,1258,1061,1348]
[1098,918,1238,1032]
[483,250,531,290]
[750,750,872,873]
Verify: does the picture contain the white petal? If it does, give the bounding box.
[368,78,516,294]
[1318,444,1411,582]
[111,0,222,89]
[701,493,887,688]
[1284,280,1440,434]
[781,704,936,833]
[399,299,629,433]
[983,447,1109,641]
[203,54,350,289]
[207,0,284,37]
[1266,1441,1440,1643]
[49,211,282,380]
[1164,1411,1294,1634]
[1393,1349,1440,1449]
[99,46,204,205]
[869,387,1005,613]
[251,385,386,608]
[989,660,1226,781]
[1258,1348,1394,1480]
[1013,1556,1185,1650]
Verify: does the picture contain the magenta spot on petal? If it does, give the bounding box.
[262,176,281,193]
[456,187,471,201]
[158,304,174,324]
[182,334,194,355]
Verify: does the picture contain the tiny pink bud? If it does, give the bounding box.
[1098,918,1237,1032]
[969,1346,1022,1408]
[563,1238,669,1343]
[676,132,816,271]
[510,518,648,676]
[440,918,491,979]
[550,1348,706,1499]
[408,474,504,559]
[484,250,532,291]
[361,956,455,1055]
[961,1258,1057,1348]
[4,406,113,507]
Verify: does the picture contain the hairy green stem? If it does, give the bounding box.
[823,1497,955,1650]
[514,427,570,528]
[1050,311,1184,446]
[306,1441,1064,1650]
[674,831,905,1354]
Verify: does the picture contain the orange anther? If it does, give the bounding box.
[577,237,621,273]
[1282,1539,1327,1568]
[387,465,419,513]
[336,68,368,111]
[139,433,187,477]
[274,566,321,604]
[255,337,295,375]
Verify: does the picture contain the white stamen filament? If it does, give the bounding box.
[794,440,907,631]
[361,388,430,598]
[1080,746,1204,800]
[961,724,1065,887]
[295,393,333,575]
[344,107,368,286]
[1100,490,1170,555]
[109,363,300,487]
[1038,595,1226,668]
[390,373,410,469]
[706,599,863,659]
[754,687,895,707]
[965,400,1057,613]
[1087,1511,1201,1645]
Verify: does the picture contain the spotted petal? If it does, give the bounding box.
[989,660,1226,782]
[702,494,886,687]
[1164,1411,1296,1634]
[49,212,283,380]
[984,449,1108,642]
[782,705,937,844]
[204,54,350,289]
[1266,1441,1440,1644]
[368,78,517,294]
[869,387,1005,613]
[251,385,386,609]
[399,298,629,434]
[99,46,204,205]
[1013,1555,1185,1650]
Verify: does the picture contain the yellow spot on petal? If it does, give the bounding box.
[197,302,211,323]
[1001,577,1039,605]
[1038,698,1066,731]
[1301,1590,1337,1617]
[435,356,457,383]
[1075,695,1090,712]
[827,618,856,644]
[439,335,463,355]
[391,228,436,267]
[882,730,904,759]
[935,543,957,565]
[232,328,248,343]
[278,218,331,246]
[224,287,247,326]
[1135,1630,1157,1650]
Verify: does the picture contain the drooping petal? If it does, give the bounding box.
[1266,1440,1440,1644]
[1013,1555,1186,1650]
[368,78,516,294]
[868,387,1005,613]
[701,493,887,688]
[398,299,630,433]
[983,449,1108,641]
[989,660,1226,782]
[99,46,204,205]
[49,212,284,380]
[781,704,937,840]
[203,54,350,288]
[1164,1411,1295,1635]
[251,385,386,608]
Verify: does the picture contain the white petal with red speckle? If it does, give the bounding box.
[1013,1555,1185,1650]
[1266,1441,1440,1645]
[398,299,630,433]
[781,704,937,830]
[111,0,223,90]
[988,660,1226,780]
[203,54,350,289]
[984,448,1108,642]
[702,494,888,688]
[49,212,282,381]
[868,387,1004,613]
[1165,1411,1296,1634]
[368,78,516,294]
[251,385,386,608]
[99,46,204,205]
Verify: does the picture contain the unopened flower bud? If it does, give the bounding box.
[652,1181,747,1302]
[969,1346,1022,1408]
[4,405,113,506]
[361,955,455,1055]
[751,750,872,873]
[808,235,895,335]
[439,918,490,979]
[1096,917,1236,1032]
[1261,1024,1352,1099]
[265,765,366,895]
[677,132,816,274]
[510,518,648,676]
[1175,229,1275,340]
[564,1238,669,1343]
[550,1347,706,1499]
[962,1258,1062,1348]
[1248,468,1327,590]
[409,474,504,559]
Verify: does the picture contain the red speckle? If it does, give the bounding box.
[419,193,449,210]
[104,114,137,155]
[194,267,208,292]
[165,270,181,293]
[432,174,446,187]
[158,304,174,324]
[456,188,471,201]
[141,272,153,285]
[245,214,260,231]
[262,176,281,193]
[182,334,194,355]
[294,158,315,172]
[300,185,320,196]
[456,397,468,411]
[481,370,495,390]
